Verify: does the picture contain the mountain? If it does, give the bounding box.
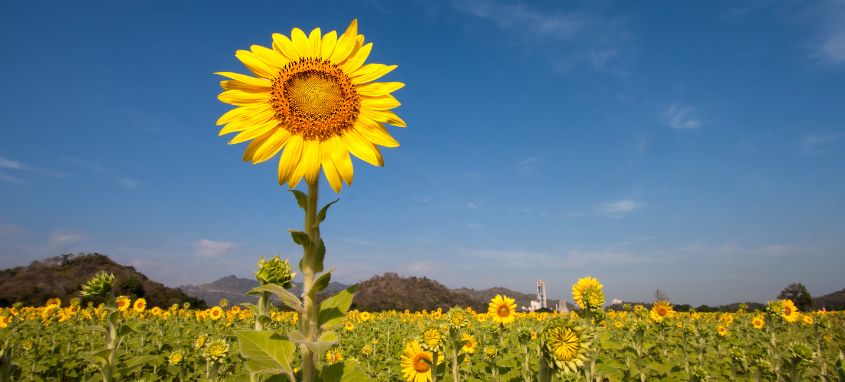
[0,253,206,308]
[178,275,348,307]
[352,272,485,311]
[815,288,845,310]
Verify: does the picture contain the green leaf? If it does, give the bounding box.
[118,355,158,374]
[247,284,304,313]
[117,324,133,337]
[320,359,371,382]
[311,271,332,295]
[290,230,311,248]
[312,239,326,273]
[235,330,296,377]
[287,330,338,357]
[83,348,111,366]
[290,189,308,209]
[316,199,339,225]
[318,284,358,330]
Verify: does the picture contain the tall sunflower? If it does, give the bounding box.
[216,20,405,192]
[571,276,604,310]
[488,294,517,325]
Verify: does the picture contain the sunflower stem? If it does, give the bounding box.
[300,180,320,382]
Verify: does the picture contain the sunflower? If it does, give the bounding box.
[460,333,477,354]
[488,294,517,325]
[209,306,224,321]
[649,300,675,323]
[133,298,146,313]
[324,349,343,365]
[400,340,438,382]
[780,299,800,323]
[421,328,443,351]
[540,317,591,374]
[115,296,131,312]
[801,313,814,325]
[752,314,765,330]
[168,351,184,366]
[571,277,604,310]
[716,325,729,337]
[216,20,405,192]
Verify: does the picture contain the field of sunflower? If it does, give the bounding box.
[1,282,843,381]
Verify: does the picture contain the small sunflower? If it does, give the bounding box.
[169,351,184,366]
[132,298,146,313]
[717,325,729,337]
[325,349,343,365]
[216,20,405,192]
[488,294,517,325]
[801,313,814,325]
[115,296,131,312]
[540,317,591,374]
[361,344,373,356]
[571,277,604,310]
[209,306,224,321]
[421,328,443,351]
[203,338,230,363]
[780,299,800,323]
[460,333,477,354]
[649,300,675,323]
[400,340,438,382]
[752,315,765,330]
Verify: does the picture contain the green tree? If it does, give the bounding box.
[778,283,813,311]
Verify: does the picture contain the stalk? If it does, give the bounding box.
[300,180,320,382]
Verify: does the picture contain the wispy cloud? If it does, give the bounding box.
[596,199,646,217]
[801,132,843,155]
[194,239,237,258]
[0,156,22,170]
[815,0,845,64]
[518,157,539,165]
[48,230,84,248]
[452,0,633,72]
[660,104,702,130]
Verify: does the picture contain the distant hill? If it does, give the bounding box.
[453,286,570,311]
[178,275,348,307]
[352,273,483,311]
[0,253,206,308]
[815,288,845,310]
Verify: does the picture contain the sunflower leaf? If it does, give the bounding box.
[312,239,326,273]
[320,359,371,382]
[290,189,308,210]
[310,270,332,295]
[316,199,339,225]
[289,230,311,248]
[318,284,358,330]
[235,330,296,377]
[248,284,303,313]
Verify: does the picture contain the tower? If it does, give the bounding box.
[536,280,547,309]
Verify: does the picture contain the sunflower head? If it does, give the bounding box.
[649,300,675,323]
[420,327,443,351]
[132,298,147,313]
[487,294,517,325]
[780,299,800,323]
[400,340,440,382]
[209,306,224,321]
[571,277,604,310]
[540,316,591,374]
[752,314,765,330]
[216,20,405,192]
[202,338,230,363]
[80,272,114,297]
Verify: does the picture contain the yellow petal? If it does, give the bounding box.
[250,44,288,69]
[301,139,321,185]
[320,152,343,192]
[234,50,277,79]
[218,89,270,106]
[308,28,322,58]
[218,107,275,135]
[220,79,268,92]
[228,119,278,144]
[215,72,272,87]
[291,27,311,58]
[320,31,337,59]
[252,128,291,164]
[272,33,300,61]
[351,64,397,84]
[341,42,373,73]
[278,135,303,185]
[216,104,270,126]
[329,20,358,64]
[342,129,383,167]
[356,82,404,97]
[360,108,407,128]
[355,118,400,148]
[241,129,276,162]
[361,94,401,110]
[329,136,354,185]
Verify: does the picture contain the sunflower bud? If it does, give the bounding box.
[540,316,591,374]
[255,256,295,288]
[80,271,114,297]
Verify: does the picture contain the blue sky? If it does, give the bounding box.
[1,0,844,306]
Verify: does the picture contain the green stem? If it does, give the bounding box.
[300,180,320,382]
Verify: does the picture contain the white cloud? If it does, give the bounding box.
[518,157,539,165]
[118,177,140,190]
[48,230,84,248]
[801,132,843,154]
[194,239,237,258]
[0,156,21,170]
[660,104,702,130]
[596,200,646,217]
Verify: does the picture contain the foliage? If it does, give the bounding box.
[779,283,814,311]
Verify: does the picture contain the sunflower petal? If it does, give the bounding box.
[242,129,276,162]
[220,79,268,92]
[351,64,397,84]
[355,118,400,148]
[278,135,303,185]
[250,44,288,69]
[291,28,310,58]
[252,128,291,164]
[218,89,271,106]
[320,31,337,59]
[361,108,407,128]
[361,94,401,110]
[218,107,275,135]
[343,129,383,167]
[329,19,358,64]
[235,50,277,79]
[216,104,270,126]
[356,81,404,97]
[215,72,272,87]
[320,141,343,192]
[228,120,278,144]
[272,33,300,61]
[308,28,322,58]
[329,136,354,185]
[341,42,373,73]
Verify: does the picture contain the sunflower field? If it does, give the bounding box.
[1,287,843,381]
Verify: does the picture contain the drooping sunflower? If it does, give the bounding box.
[216,20,405,192]
[400,340,438,382]
[571,277,604,310]
[488,294,517,325]
[649,300,675,323]
[540,317,591,374]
